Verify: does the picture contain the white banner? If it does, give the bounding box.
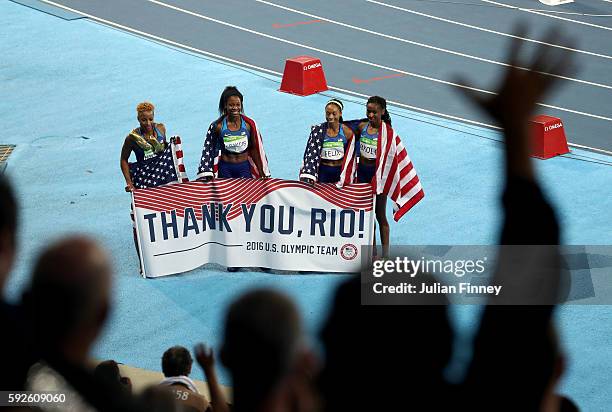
[132,179,375,277]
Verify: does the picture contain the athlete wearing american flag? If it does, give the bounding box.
[354,96,424,258]
[300,96,424,258]
[196,86,271,272]
[197,86,271,181]
[121,102,188,273]
[299,99,356,185]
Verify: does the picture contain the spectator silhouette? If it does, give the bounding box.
[0,182,144,412]
[196,288,317,412]
[23,236,112,365]
[19,237,151,412]
[321,25,578,412]
[0,176,16,293]
[0,176,34,390]
[159,345,210,412]
[22,236,112,411]
[94,360,132,396]
[319,276,453,411]
[459,25,575,411]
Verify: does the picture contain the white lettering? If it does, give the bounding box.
[303,62,322,71]
[545,123,563,132]
[372,260,385,277]
[384,259,395,273]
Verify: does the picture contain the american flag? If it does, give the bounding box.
[299,122,357,185]
[372,121,424,221]
[196,114,271,179]
[133,179,374,222]
[129,136,188,189]
[302,119,424,221]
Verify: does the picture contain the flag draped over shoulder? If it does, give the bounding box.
[373,122,424,221]
[197,114,271,179]
[299,122,356,185]
[129,136,188,189]
[333,119,423,221]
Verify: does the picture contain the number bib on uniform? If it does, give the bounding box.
[223,131,249,154]
[360,136,377,160]
[321,140,345,161]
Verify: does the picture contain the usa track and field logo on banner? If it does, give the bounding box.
[132,179,375,277]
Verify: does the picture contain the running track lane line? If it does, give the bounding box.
[35,0,612,156]
[367,0,612,60]
[254,0,612,90]
[272,20,324,28]
[480,0,612,31]
[143,0,488,96]
[142,0,612,121]
[519,10,612,17]
[353,74,405,84]
[32,1,502,129]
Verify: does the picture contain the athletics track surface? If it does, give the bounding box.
[1,1,611,410]
[24,0,612,154]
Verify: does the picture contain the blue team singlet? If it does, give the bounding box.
[220,117,250,155]
[359,124,378,160]
[318,125,348,183]
[357,124,378,184]
[218,117,251,178]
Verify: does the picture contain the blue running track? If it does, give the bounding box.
[2,1,611,410]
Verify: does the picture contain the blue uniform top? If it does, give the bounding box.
[220,117,250,155]
[320,125,348,161]
[359,124,378,160]
[132,126,166,162]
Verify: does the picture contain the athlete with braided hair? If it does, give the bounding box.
[198,86,270,181]
[357,96,393,258]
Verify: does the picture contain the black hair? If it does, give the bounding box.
[23,237,111,347]
[218,86,244,116]
[94,360,121,383]
[367,96,392,126]
[222,289,301,407]
[0,176,17,245]
[326,99,344,124]
[161,346,193,377]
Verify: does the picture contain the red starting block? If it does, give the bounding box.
[279,56,328,96]
[529,115,570,159]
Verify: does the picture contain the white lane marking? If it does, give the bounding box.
[331,85,612,156]
[367,0,612,60]
[256,0,612,90]
[144,0,491,94]
[537,103,612,121]
[328,85,504,129]
[143,0,612,119]
[523,11,612,17]
[569,142,612,156]
[36,0,612,154]
[480,0,612,31]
